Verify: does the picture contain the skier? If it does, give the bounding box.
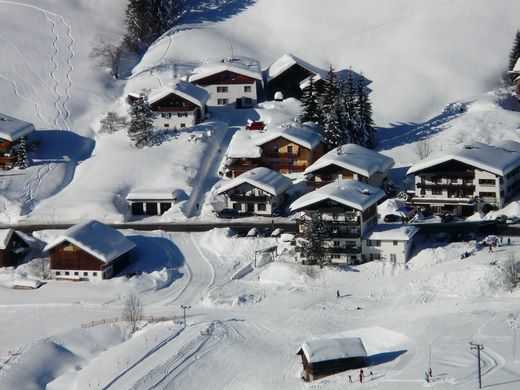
[196,203,200,210]
[425,371,430,383]
[337,290,340,298]
[348,374,352,383]
[508,237,511,245]
[488,244,493,253]
[428,367,432,378]
[359,370,363,383]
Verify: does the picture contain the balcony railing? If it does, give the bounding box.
[417,183,475,190]
[228,194,268,202]
[271,164,306,171]
[328,230,360,238]
[324,246,361,254]
[0,155,15,163]
[263,152,299,158]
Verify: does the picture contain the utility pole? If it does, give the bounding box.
[470,342,484,389]
[180,305,191,327]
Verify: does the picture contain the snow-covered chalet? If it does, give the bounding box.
[128,80,209,130]
[407,140,520,216]
[126,189,183,216]
[0,113,34,170]
[290,180,385,265]
[304,143,395,189]
[224,122,326,178]
[45,220,136,282]
[216,167,293,216]
[188,57,262,108]
[509,57,520,97]
[0,229,31,268]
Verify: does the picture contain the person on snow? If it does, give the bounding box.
[348,374,352,383]
[337,290,340,298]
[488,244,493,253]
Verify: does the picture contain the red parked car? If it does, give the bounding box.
[245,121,265,130]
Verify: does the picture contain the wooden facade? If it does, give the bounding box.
[0,232,29,268]
[191,70,257,86]
[268,63,315,99]
[0,138,19,170]
[297,351,366,382]
[49,241,130,280]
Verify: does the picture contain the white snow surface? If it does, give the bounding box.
[43,220,136,263]
[126,189,183,201]
[146,79,210,107]
[216,167,293,196]
[364,224,419,241]
[0,229,14,250]
[188,56,262,82]
[290,179,386,212]
[0,112,34,141]
[299,337,368,363]
[305,143,395,176]
[255,122,323,149]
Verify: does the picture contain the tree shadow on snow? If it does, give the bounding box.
[124,236,185,287]
[179,0,257,26]
[29,130,95,164]
[367,350,407,366]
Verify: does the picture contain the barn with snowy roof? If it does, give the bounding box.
[216,167,293,216]
[128,80,209,130]
[0,113,34,170]
[45,220,136,282]
[0,229,31,268]
[297,337,367,381]
[188,57,262,108]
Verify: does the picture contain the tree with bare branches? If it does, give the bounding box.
[29,258,50,280]
[90,38,127,79]
[414,139,433,159]
[123,294,143,334]
[503,254,520,293]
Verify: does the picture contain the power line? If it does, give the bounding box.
[470,342,484,389]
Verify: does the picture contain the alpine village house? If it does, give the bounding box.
[216,167,293,216]
[0,229,30,268]
[224,122,326,178]
[290,180,385,265]
[0,113,34,170]
[188,57,263,108]
[304,143,395,189]
[45,220,136,282]
[128,80,209,130]
[406,140,520,217]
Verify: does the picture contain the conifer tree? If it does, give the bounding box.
[509,29,520,81]
[321,66,344,148]
[128,93,155,148]
[299,75,322,124]
[340,71,358,145]
[125,0,150,51]
[355,72,375,147]
[16,136,28,169]
[300,212,327,265]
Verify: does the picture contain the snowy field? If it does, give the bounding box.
[0,228,519,389]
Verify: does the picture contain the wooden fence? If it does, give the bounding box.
[81,315,176,329]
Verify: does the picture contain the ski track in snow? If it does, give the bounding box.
[0,73,45,122]
[0,1,74,130]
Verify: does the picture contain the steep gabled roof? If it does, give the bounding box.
[407,140,520,177]
[226,130,263,159]
[364,224,419,241]
[290,179,385,212]
[0,229,32,250]
[255,122,324,150]
[44,220,136,263]
[217,167,293,196]
[266,53,326,82]
[146,80,209,108]
[0,113,35,141]
[297,337,367,364]
[511,57,520,74]
[305,144,395,177]
[188,58,262,83]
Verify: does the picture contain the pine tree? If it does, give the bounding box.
[509,29,520,81]
[340,69,358,145]
[355,72,375,147]
[321,66,344,148]
[128,93,155,148]
[16,136,28,169]
[300,212,327,265]
[124,0,150,51]
[299,75,322,124]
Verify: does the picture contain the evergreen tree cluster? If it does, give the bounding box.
[16,136,28,169]
[128,93,155,148]
[300,213,327,265]
[300,67,375,149]
[508,29,520,82]
[125,0,186,51]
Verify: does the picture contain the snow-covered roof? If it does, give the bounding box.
[299,73,325,90]
[146,80,209,108]
[188,58,262,83]
[364,224,419,241]
[44,220,136,263]
[126,189,182,201]
[217,167,293,196]
[13,279,41,289]
[512,57,520,74]
[305,144,395,177]
[266,53,326,82]
[407,140,520,177]
[290,179,385,212]
[0,113,35,141]
[227,130,263,159]
[0,229,14,250]
[255,122,324,150]
[298,337,367,363]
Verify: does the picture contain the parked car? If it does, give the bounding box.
[495,214,508,224]
[384,214,401,223]
[217,208,238,219]
[245,121,265,130]
[507,216,520,224]
[441,214,454,223]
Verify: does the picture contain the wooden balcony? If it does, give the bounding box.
[263,152,299,158]
[228,194,268,202]
[328,230,360,238]
[271,163,306,172]
[324,246,361,254]
[417,183,475,190]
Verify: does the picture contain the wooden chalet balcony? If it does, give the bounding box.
[407,196,476,205]
[425,171,474,179]
[271,163,306,172]
[0,155,15,163]
[417,183,475,190]
[228,194,268,202]
[323,219,359,226]
[324,246,361,254]
[307,180,333,189]
[328,230,360,238]
[264,152,299,158]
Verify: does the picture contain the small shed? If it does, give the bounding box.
[297,337,367,382]
[126,189,183,216]
[13,279,41,290]
[0,229,31,268]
